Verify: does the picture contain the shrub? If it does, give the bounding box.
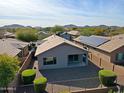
[108,89,124,93]
[50,25,65,34]
[21,69,36,84]
[16,28,38,42]
[33,77,47,93]
[99,70,117,86]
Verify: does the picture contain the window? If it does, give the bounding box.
[43,57,56,65]
[116,53,124,61]
[68,55,79,62]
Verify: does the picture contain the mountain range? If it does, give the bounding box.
[0,24,122,29]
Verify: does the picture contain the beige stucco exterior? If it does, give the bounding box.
[75,40,124,65]
[89,46,124,64]
[88,47,111,62]
[37,43,88,70]
[111,46,124,64]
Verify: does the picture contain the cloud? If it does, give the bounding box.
[0,0,124,26]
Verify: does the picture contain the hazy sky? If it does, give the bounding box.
[0,0,124,27]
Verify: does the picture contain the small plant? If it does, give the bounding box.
[21,69,36,84]
[99,70,117,86]
[33,77,47,93]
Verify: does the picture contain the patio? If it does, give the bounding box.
[34,61,102,90]
[39,63,100,82]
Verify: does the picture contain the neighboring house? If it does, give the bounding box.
[4,32,15,38]
[35,35,88,70]
[67,30,80,38]
[56,30,80,40]
[0,38,29,62]
[57,32,72,40]
[74,35,124,65]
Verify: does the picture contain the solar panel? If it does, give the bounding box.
[79,36,109,47]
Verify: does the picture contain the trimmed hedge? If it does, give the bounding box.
[21,69,36,84]
[99,70,117,86]
[33,77,47,93]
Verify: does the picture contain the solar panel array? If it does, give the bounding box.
[79,36,109,47]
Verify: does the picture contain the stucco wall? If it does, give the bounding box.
[89,47,111,62]
[37,43,87,69]
[74,40,124,64]
[88,45,124,64]
[111,46,124,64]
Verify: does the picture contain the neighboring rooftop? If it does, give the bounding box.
[67,30,80,36]
[4,32,15,38]
[98,34,124,53]
[75,34,124,53]
[35,35,85,56]
[0,38,29,56]
[74,35,109,47]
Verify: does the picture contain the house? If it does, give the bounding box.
[56,30,80,40]
[74,35,124,65]
[4,32,15,38]
[35,35,88,70]
[0,38,29,61]
[67,30,80,37]
[56,32,72,40]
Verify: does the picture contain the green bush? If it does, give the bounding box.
[33,77,47,93]
[99,70,117,86]
[16,28,38,42]
[108,89,124,93]
[21,69,36,84]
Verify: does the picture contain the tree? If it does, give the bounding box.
[16,28,38,42]
[0,54,20,93]
[95,28,105,36]
[50,25,65,34]
[78,28,96,36]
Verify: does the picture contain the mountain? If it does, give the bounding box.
[1,24,25,29]
[64,24,78,28]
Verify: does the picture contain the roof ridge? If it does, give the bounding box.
[35,35,85,56]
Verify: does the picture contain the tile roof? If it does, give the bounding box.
[75,34,124,53]
[35,35,85,56]
[0,38,29,57]
[67,30,80,36]
[98,34,124,52]
[4,32,15,37]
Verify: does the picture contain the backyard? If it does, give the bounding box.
[15,60,124,93]
[33,61,101,93]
